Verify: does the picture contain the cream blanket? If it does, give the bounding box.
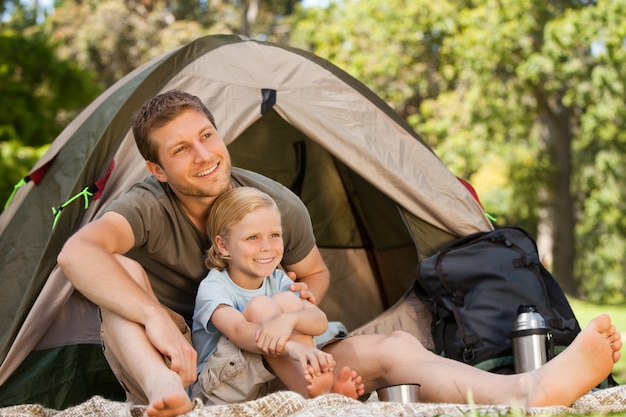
[3,293,623,416]
[2,386,626,417]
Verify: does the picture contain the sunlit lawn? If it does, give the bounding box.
[469,299,626,416]
[460,298,626,417]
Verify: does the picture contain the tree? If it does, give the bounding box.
[289,0,626,301]
[2,0,302,209]
[45,0,304,90]
[559,0,626,302]
[0,3,100,209]
[436,0,626,300]
[46,0,211,89]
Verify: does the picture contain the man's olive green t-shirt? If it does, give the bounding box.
[104,167,315,322]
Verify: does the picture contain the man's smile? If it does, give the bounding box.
[194,163,219,177]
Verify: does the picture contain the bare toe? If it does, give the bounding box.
[145,393,192,417]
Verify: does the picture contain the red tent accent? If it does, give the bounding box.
[92,160,115,199]
[457,176,484,209]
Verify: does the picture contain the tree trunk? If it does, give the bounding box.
[536,191,553,268]
[240,0,259,37]
[537,91,577,295]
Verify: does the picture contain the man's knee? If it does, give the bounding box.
[378,330,423,352]
[112,254,151,289]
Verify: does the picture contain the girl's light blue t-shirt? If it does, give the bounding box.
[192,268,295,372]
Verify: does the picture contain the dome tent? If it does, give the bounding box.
[0,34,492,408]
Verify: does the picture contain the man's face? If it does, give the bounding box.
[147,109,232,200]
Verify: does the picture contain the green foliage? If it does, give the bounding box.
[46,0,209,88]
[0,140,47,209]
[0,30,99,147]
[1,0,308,211]
[529,0,626,302]
[1,0,38,28]
[0,4,101,210]
[2,0,626,301]
[45,0,305,88]
[291,0,461,115]
[289,0,547,221]
[290,0,626,301]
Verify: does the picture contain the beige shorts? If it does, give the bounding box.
[100,307,192,405]
[101,305,344,406]
[191,335,275,405]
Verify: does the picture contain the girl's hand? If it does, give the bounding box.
[286,342,335,375]
[255,314,295,355]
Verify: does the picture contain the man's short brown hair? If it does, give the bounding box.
[132,90,217,164]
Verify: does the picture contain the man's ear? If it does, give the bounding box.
[146,161,168,183]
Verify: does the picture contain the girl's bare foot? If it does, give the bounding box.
[330,366,365,399]
[304,365,335,398]
[524,314,621,407]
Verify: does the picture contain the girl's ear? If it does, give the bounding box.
[215,235,230,258]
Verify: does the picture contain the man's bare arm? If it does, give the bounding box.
[283,245,330,305]
[57,211,161,322]
[57,211,197,384]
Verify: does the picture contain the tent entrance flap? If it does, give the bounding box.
[229,108,420,329]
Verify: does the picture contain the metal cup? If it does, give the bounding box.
[376,384,421,403]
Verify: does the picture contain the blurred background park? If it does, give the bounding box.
[2,0,626,380]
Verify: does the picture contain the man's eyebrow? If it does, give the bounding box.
[199,124,216,135]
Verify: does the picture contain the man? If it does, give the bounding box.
[58,90,622,417]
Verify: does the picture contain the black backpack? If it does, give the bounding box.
[414,226,581,373]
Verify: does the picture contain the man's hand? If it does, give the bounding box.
[144,310,198,387]
[283,246,329,305]
[288,275,317,305]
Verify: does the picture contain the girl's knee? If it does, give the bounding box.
[244,296,280,322]
[247,295,275,310]
[272,291,302,313]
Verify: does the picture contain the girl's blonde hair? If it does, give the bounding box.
[205,187,280,271]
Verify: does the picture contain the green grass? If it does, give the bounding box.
[469,299,626,416]
[466,300,626,417]
[431,299,626,416]
[568,297,626,384]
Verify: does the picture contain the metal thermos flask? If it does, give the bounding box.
[511,304,551,373]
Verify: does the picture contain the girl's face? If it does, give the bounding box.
[216,206,284,289]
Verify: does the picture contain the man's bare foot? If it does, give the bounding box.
[330,366,365,399]
[146,392,192,417]
[524,314,622,407]
[304,365,335,398]
[145,374,193,417]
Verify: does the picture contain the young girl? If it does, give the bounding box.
[191,187,364,405]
